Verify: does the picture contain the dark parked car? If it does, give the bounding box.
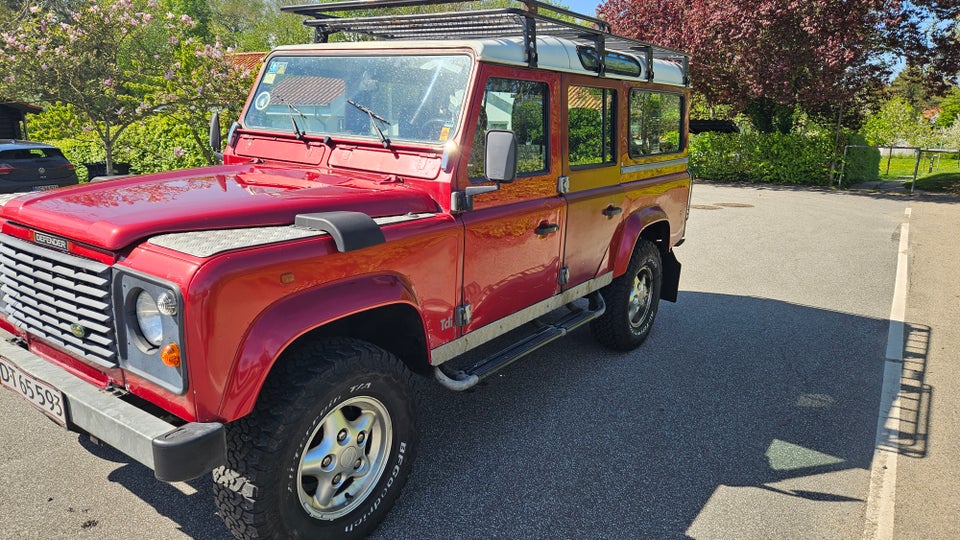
[0,140,79,194]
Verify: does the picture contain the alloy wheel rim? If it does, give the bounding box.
[296,395,393,520]
[628,266,653,328]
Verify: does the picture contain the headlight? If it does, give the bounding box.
[135,290,163,347]
[115,270,185,394]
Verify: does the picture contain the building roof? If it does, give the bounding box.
[0,102,43,114]
[272,76,346,106]
[226,52,267,73]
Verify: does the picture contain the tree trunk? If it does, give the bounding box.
[829,104,844,185]
[104,119,113,177]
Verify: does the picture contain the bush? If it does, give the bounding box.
[114,115,210,175]
[26,104,213,180]
[691,131,840,185]
[842,133,880,183]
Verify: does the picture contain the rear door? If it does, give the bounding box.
[560,76,625,289]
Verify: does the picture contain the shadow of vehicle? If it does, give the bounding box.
[96,291,930,539]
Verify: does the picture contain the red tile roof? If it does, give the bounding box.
[226,52,266,73]
[272,77,346,106]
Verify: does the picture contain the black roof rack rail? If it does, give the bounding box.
[281,0,689,85]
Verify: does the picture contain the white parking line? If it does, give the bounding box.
[863,207,911,540]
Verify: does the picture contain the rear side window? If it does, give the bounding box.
[567,85,616,168]
[629,90,683,158]
[468,78,549,179]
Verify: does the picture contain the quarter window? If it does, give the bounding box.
[468,78,548,179]
[629,90,683,158]
[567,86,616,167]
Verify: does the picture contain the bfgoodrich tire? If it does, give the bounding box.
[591,239,662,351]
[213,338,417,539]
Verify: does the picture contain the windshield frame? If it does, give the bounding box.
[241,50,477,148]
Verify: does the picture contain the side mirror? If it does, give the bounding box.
[484,129,517,183]
[209,112,223,162]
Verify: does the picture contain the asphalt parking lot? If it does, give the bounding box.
[2,183,957,539]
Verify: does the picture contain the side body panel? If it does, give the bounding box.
[120,215,462,422]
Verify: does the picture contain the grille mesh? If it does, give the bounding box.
[0,234,116,366]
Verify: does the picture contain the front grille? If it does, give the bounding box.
[0,234,117,366]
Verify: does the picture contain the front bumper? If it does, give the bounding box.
[0,328,225,482]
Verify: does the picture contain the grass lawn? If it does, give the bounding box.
[878,154,960,180]
[875,153,960,192]
[904,172,960,194]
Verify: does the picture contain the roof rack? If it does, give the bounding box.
[281,0,689,85]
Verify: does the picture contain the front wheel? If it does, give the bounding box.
[213,338,417,539]
[591,240,663,351]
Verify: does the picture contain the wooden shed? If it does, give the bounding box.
[0,102,42,140]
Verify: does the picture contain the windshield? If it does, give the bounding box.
[244,54,472,145]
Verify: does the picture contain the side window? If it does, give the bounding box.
[567,86,616,167]
[629,90,683,158]
[468,78,548,179]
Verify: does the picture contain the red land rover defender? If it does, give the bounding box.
[0,1,691,537]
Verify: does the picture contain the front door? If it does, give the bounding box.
[458,69,564,333]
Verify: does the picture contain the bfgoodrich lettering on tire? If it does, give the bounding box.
[591,239,662,351]
[213,338,417,539]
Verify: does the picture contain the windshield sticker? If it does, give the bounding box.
[254,91,271,111]
[276,63,287,75]
[439,124,452,141]
[263,73,276,85]
[267,62,280,74]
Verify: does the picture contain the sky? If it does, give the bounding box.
[561,0,602,17]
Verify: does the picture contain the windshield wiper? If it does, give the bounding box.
[347,99,391,148]
[276,97,307,140]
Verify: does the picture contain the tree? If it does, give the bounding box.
[599,0,898,133]
[885,1,960,91]
[942,118,960,152]
[863,97,930,147]
[0,0,251,172]
[935,86,960,128]
[889,65,942,112]
[862,96,935,173]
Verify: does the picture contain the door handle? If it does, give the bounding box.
[534,223,560,236]
[602,205,623,218]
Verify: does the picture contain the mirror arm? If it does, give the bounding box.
[209,112,223,164]
[451,184,500,213]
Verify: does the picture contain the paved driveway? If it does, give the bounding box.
[2,183,956,539]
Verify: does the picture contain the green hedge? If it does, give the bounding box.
[690,131,836,185]
[842,133,880,183]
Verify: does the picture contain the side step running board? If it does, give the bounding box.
[435,292,605,391]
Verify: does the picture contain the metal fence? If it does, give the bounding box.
[839,145,960,194]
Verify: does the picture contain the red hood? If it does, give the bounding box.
[0,164,439,251]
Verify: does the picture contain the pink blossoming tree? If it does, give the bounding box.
[0,0,251,173]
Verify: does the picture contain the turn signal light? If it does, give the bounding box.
[160,343,181,367]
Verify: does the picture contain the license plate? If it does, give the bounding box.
[31,184,59,191]
[0,356,67,426]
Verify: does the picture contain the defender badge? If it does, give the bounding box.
[33,232,69,251]
[70,323,86,338]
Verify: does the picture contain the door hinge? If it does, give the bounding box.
[557,176,569,195]
[558,266,570,286]
[454,304,472,327]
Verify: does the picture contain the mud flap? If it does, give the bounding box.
[661,250,681,303]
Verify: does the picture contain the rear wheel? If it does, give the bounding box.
[213,338,417,539]
[591,240,662,351]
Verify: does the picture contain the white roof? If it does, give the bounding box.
[273,36,687,87]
